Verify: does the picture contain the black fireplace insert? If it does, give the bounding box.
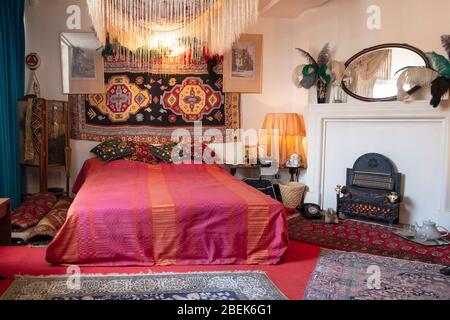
[336,153,402,224]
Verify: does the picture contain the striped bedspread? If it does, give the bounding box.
[46,158,288,266]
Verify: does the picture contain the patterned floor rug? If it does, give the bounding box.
[304,249,450,300]
[0,271,287,301]
[289,216,450,266]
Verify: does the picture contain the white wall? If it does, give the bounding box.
[241,18,300,131]
[25,0,92,101]
[293,0,450,119]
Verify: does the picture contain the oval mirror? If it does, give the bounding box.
[342,44,430,102]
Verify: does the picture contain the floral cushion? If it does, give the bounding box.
[91,139,133,162]
[148,143,177,164]
[172,141,218,164]
[11,193,58,232]
[124,142,160,164]
[200,143,218,163]
[28,198,72,245]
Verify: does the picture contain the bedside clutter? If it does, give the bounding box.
[0,199,11,246]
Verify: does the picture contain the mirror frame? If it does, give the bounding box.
[341,43,431,102]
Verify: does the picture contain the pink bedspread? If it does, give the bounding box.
[46,158,288,266]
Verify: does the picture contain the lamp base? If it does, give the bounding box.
[288,167,301,182]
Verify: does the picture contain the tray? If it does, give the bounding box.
[394,231,450,247]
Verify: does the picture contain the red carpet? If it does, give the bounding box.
[0,241,320,300]
[289,216,450,266]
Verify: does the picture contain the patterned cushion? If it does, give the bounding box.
[124,142,160,164]
[28,198,72,245]
[11,193,58,232]
[172,141,218,163]
[91,140,133,162]
[201,143,218,164]
[148,143,177,164]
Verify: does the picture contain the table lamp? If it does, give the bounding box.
[260,113,307,169]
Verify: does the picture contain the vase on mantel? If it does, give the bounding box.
[316,80,328,104]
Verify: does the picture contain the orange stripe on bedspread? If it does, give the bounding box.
[146,164,177,265]
[205,166,277,264]
[160,164,253,264]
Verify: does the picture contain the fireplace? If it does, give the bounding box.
[336,153,402,224]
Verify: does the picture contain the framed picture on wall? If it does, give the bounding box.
[223,34,263,93]
[60,32,104,94]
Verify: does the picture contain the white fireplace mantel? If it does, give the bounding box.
[306,101,450,228]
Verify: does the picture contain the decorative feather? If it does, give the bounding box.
[295,44,334,90]
[426,52,450,78]
[441,35,450,60]
[396,67,438,101]
[430,76,450,108]
[292,64,306,88]
[300,73,318,89]
[317,43,331,66]
[330,60,345,85]
[317,64,332,86]
[295,48,317,66]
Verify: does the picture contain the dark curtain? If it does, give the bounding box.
[0,0,25,207]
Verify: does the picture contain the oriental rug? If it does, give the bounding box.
[288,216,450,266]
[0,271,286,301]
[70,57,240,144]
[304,249,450,300]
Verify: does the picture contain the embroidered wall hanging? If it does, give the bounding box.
[70,57,240,144]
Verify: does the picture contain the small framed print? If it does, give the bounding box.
[60,32,104,94]
[223,34,263,93]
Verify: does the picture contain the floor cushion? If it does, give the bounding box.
[28,198,72,245]
[11,193,58,232]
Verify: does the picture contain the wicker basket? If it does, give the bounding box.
[279,182,306,209]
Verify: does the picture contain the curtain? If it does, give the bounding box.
[0,0,25,207]
[348,49,392,98]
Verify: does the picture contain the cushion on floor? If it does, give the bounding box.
[11,193,58,232]
[28,198,72,246]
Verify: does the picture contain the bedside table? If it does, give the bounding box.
[226,164,261,176]
[0,198,11,246]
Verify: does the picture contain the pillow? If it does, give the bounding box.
[11,193,58,232]
[200,143,218,164]
[148,143,177,164]
[91,139,133,162]
[125,142,160,164]
[172,141,218,164]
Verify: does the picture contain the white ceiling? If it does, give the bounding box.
[259,0,330,19]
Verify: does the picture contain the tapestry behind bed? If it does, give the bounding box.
[69,57,240,144]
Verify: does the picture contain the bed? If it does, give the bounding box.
[46,158,288,266]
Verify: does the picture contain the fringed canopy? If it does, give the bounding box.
[87,0,259,65]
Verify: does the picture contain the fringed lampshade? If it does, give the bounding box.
[260,113,307,168]
[87,0,259,65]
